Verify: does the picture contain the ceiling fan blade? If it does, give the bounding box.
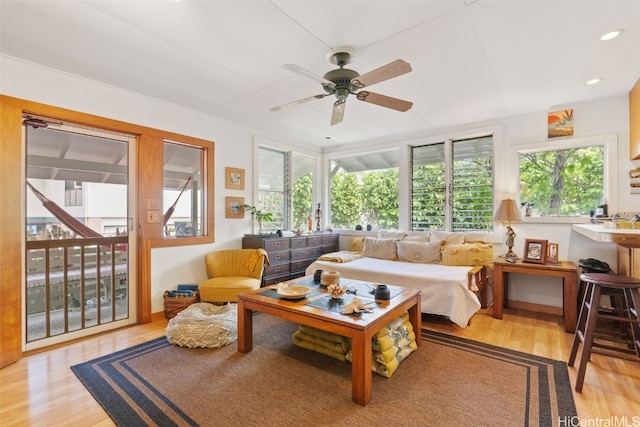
[283,64,336,88]
[330,99,346,126]
[270,94,329,111]
[351,59,412,88]
[356,91,413,112]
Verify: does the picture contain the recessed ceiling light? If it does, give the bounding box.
[586,78,602,85]
[600,30,622,41]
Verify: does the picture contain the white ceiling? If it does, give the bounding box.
[1,0,639,149]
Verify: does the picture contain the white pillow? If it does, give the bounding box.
[397,240,442,263]
[377,230,407,239]
[403,232,430,242]
[430,230,466,245]
[363,237,398,260]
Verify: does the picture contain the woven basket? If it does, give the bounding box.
[164,290,200,320]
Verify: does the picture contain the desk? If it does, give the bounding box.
[572,223,640,279]
[493,260,578,333]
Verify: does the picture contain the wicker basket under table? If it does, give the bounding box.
[164,291,200,320]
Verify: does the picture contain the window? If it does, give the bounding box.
[257,147,288,232]
[163,141,205,237]
[518,135,613,217]
[64,181,83,206]
[292,153,315,229]
[256,147,316,232]
[411,135,494,232]
[329,150,399,230]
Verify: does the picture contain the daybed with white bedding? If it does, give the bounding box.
[305,231,492,328]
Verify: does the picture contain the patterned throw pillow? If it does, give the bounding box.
[362,237,398,260]
[440,243,494,268]
[396,240,442,263]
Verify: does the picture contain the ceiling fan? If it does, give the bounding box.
[271,47,413,126]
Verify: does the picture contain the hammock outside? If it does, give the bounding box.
[27,181,103,238]
[163,177,192,225]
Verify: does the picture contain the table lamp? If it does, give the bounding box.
[494,198,523,259]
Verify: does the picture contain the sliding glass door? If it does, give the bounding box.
[24,118,136,350]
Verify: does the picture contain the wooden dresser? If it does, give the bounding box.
[242,234,339,286]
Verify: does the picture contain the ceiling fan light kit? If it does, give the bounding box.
[273,47,413,126]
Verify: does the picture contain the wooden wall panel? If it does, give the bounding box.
[0,100,25,368]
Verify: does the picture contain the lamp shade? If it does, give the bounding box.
[494,198,523,223]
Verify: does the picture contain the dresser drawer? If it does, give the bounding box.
[307,235,323,247]
[263,274,291,287]
[290,246,322,261]
[263,238,290,251]
[291,258,316,274]
[290,236,307,248]
[322,234,338,244]
[263,263,290,278]
[322,244,339,254]
[268,249,290,265]
[322,234,339,253]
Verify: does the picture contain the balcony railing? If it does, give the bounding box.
[25,236,129,342]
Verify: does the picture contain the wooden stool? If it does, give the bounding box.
[568,273,640,392]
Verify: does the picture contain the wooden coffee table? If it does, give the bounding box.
[237,277,421,405]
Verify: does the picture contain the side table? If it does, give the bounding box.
[493,259,578,333]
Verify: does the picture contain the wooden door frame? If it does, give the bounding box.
[0,96,214,367]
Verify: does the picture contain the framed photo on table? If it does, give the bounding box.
[225,167,245,190]
[225,197,244,218]
[523,239,547,264]
[547,242,559,263]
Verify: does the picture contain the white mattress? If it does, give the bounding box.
[306,257,481,328]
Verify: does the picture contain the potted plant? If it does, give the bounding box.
[243,204,273,234]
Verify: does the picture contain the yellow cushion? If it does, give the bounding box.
[198,277,261,302]
[350,237,365,253]
[440,243,494,268]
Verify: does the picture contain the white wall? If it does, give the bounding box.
[3,55,638,313]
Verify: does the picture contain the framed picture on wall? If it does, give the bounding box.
[547,242,559,263]
[548,109,574,139]
[523,239,548,264]
[225,197,245,218]
[225,167,245,190]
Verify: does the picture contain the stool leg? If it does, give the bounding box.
[574,284,602,392]
[569,282,593,367]
[624,288,640,359]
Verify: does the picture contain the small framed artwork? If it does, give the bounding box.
[225,167,245,190]
[225,197,245,218]
[547,109,574,139]
[523,239,548,264]
[547,242,559,264]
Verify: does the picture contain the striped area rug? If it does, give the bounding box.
[72,315,576,426]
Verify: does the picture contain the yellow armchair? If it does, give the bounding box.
[199,249,268,303]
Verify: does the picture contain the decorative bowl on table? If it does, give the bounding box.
[320,270,340,286]
[276,285,311,299]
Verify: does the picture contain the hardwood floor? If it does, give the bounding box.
[1,308,639,426]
